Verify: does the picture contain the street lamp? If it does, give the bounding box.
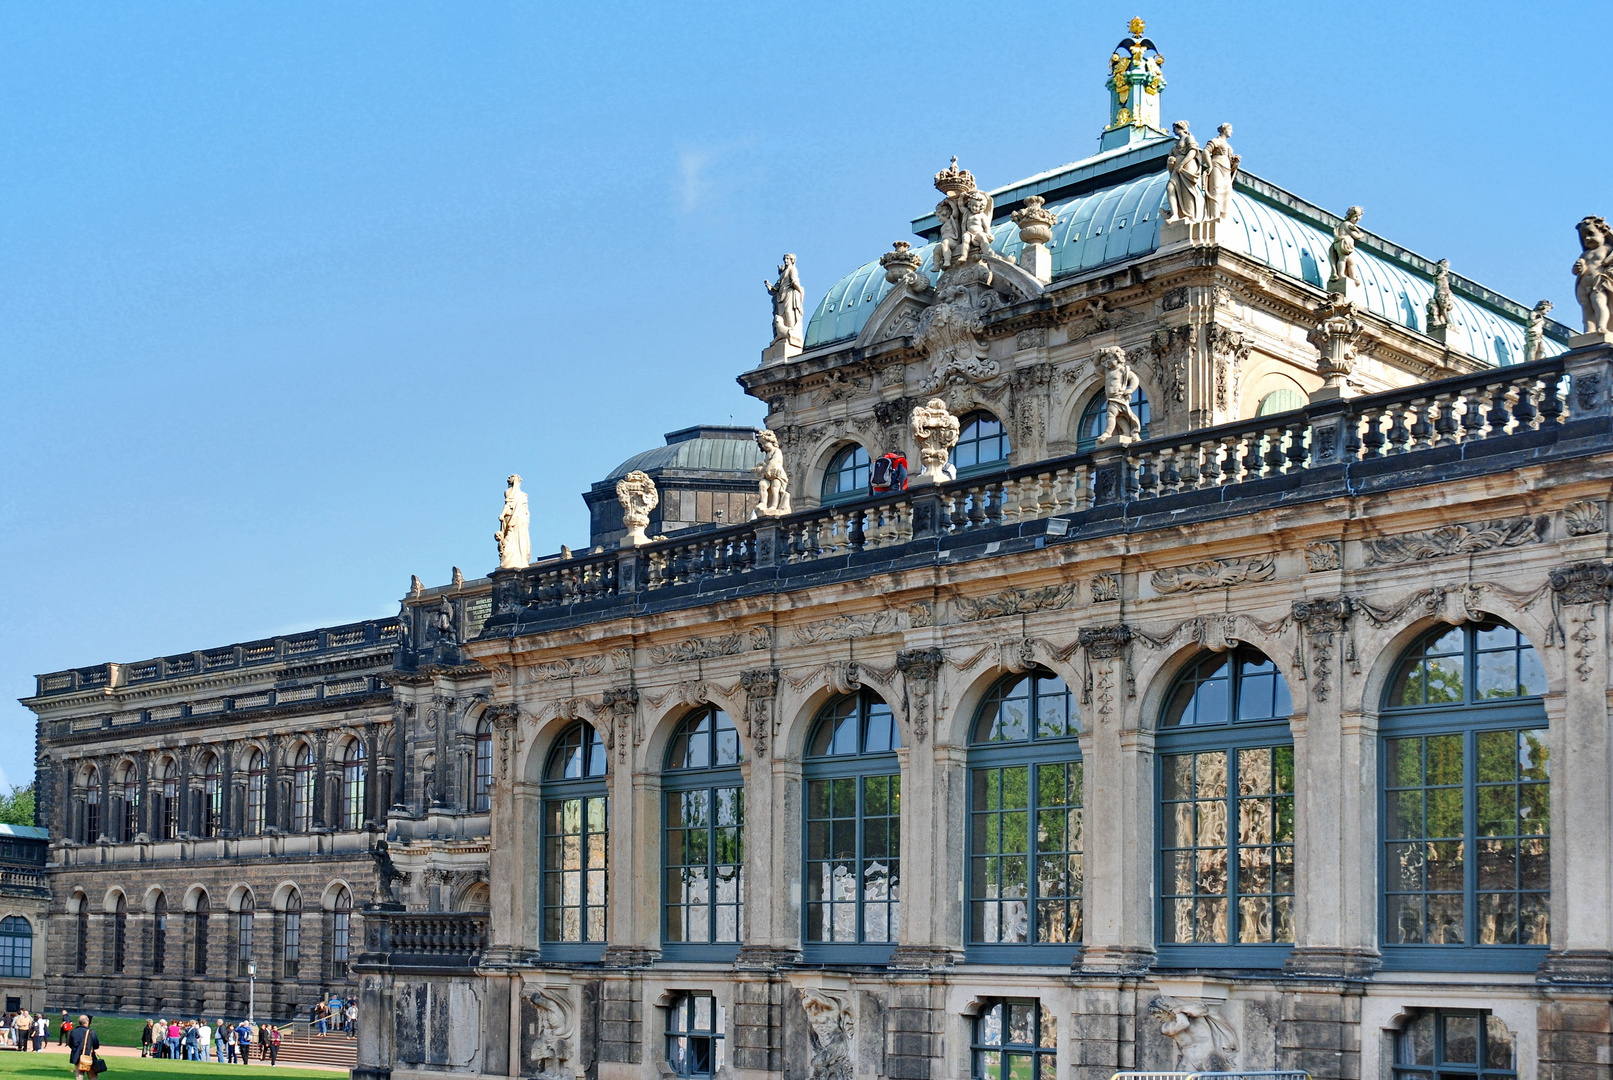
[247,962,257,1024]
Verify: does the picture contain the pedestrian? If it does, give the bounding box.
[225,1022,238,1064]
[216,1018,228,1063]
[237,1020,253,1064]
[140,1018,152,1057]
[316,1000,328,1037]
[66,1015,99,1076]
[198,1019,213,1062]
[345,1001,357,1036]
[57,1009,68,1047]
[268,1023,281,1066]
[167,1017,182,1059]
[259,1019,269,1060]
[33,1012,47,1052]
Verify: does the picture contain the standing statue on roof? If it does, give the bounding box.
[1201,123,1239,222]
[1327,206,1366,297]
[1164,121,1204,224]
[496,474,531,570]
[1096,347,1144,444]
[1425,258,1454,333]
[764,254,804,347]
[1573,216,1613,335]
[1525,300,1554,362]
[752,430,792,517]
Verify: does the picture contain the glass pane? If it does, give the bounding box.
[1442,1014,1478,1063]
[1397,1014,1435,1065]
[1484,1015,1514,1069]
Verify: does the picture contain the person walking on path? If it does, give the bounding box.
[258,1019,270,1060]
[268,1023,281,1066]
[57,1010,68,1047]
[33,1013,47,1051]
[140,1019,152,1057]
[66,1015,100,1076]
[345,1001,357,1036]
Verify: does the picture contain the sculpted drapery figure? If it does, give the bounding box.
[1149,997,1238,1072]
[1327,206,1366,296]
[1096,346,1143,444]
[495,474,531,569]
[764,254,804,346]
[1525,299,1554,362]
[1573,216,1613,335]
[752,429,791,517]
[616,470,659,546]
[1425,258,1454,331]
[933,158,995,269]
[1165,121,1204,224]
[910,398,960,484]
[1201,123,1239,222]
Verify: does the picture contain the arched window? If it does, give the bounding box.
[292,743,314,832]
[281,890,301,978]
[245,749,266,835]
[542,722,608,955]
[74,897,88,972]
[803,690,900,959]
[192,892,210,975]
[820,444,871,504]
[1382,621,1548,972]
[160,759,180,840]
[474,717,494,813]
[663,707,744,955]
[342,740,368,830]
[1256,387,1306,416]
[0,917,32,979]
[665,993,725,1079]
[112,894,127,973]
[117,762,139,843]
[954,411,1010,472]
[236,893,254,976]
[1077,385,1152,449]
[972,999,1057,1080]
[151,893,167,974]
[81,766,100,844]
[201,753,222,837]
[330,886,352,974]
[968,670,1083,961]
[1157,646,1294,964]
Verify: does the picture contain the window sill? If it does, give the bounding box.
[1378,946,1546,974]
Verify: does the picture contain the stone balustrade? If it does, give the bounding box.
[358,911,489,971]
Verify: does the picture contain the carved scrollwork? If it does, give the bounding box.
[953,584,1077,622]
[896,648,943,743]
[1362,516,1545,567]
[1151,554,1275,594]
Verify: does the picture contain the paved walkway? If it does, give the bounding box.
[21,1042,344,1070]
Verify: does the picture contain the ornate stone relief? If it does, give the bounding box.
[647,634,743,666]
[524,987,577,1080]
[1162,286,1189,312]
[1150,326,1192,406]
[1205,323,1251,415]
[896,648,943,743]
[1150,554,1275,594]
[1565,500,1606,536]
[1292,597,1355,700]
[1009,363,1053,448]
[1550,562,1613,681]
[1094,347,1144,445]
[748,626,774,651]
[910,399,961,483]
[1078,624,1133,722]
[1015,327,1048,350]
[528,656,607,682]
[1062,295,1142,339]
[953,584,1077,622]
[789,611,901,645]
[740,669,779,758]
[908,601,935,628]
[1303,541,1342,572]
[1307,297,1364,390]
[798,988,854,1080]
[1362,516,1546,566]
[1149,996,1238,1073]
[601,688,639,763]
[915,275,1003,391]
[616,471,659,547]
[1090,574,1121,603]
[824,661,862,696]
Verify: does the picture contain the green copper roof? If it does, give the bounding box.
[605,426,763,480]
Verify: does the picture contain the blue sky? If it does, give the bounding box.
[2,0,1609,794]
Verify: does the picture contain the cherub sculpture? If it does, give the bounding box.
[752,429,791,516]
[959,188,996,264]
[1149,997,1238,1072]
[1328,206,1365,296]
[1574,215,1613,335]
[1525,299,1554,362]
[1096,347,1143,444]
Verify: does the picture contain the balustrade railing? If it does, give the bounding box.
[488,355,1583,626]
[385,913,489,957]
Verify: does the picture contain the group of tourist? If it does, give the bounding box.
[310,998,355,1036]
[1,1010,49,1050]
[140,1018,283,1065]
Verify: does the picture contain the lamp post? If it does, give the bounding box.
[247,962,256,1024]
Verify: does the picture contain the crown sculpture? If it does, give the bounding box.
[933,158,996,270]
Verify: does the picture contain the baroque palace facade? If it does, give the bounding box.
[27,18,1613,1080]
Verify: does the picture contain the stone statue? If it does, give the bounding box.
[1327,206,1365,296]
[1096,346,1143,444]
[1165,121,1204,225]
[1149,997,1238,1072]
[1425,258,1454,332]
[496,475,531,570]
[410,575,424,598]
[960,188,996,264]
[527,988,575,1080]
[933,158,994,269]
[451,566,464,588]
[752,430,792,517]
[910,398,960,484]
[371,839,404,904]
[616,470,659,546]
[1201,123,1239,222]
[428,596,455,641]
[1573,215,1613,335]
[1525,299,1554,361]
[798,989,853,1080]
[764,254,804,346]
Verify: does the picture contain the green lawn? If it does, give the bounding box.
[47,1018,146,1049]
[0,1056,336,1079]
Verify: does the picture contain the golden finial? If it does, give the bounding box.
[1128,16,1146,37]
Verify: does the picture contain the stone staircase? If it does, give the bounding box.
[263,1030,357,1071]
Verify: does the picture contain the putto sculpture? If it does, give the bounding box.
[909,398,960,484]
[764,253,804,348]
[1525,299,1554,362]
[1149,997,1239,1072]
[616,470,659,546]
[1425,258,1454,336]
[1164,120,1204,225]
[1095,346,1143,444]
[1573,215,1613,336]
[1201,123,1239,222]
[1327,205,1366,297]
[933,158,995,269]
[752,429,792,517]
[495,474,531,570]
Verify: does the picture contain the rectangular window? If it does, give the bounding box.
[282,912,300,978]
[1394,1009,1516,1079]
[805,773,900,943]
[152,913,166,974]
[542,796,608,942]
[664,787,744,944]
[1385,728,1549,947]
[970,762,1082,944]
[293,769,313,832]
[972,999,1056,1080]
[331,911,349,964]
[203,782,222,837]
[236,912,253,976]
[1161,746,1294,944]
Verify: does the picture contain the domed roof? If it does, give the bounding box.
[802,162,1563,369]
[604,425,763,481]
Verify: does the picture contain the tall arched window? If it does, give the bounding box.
[192,892,210,975]
[201,753,222,837]
[245,749,266,835]
[474,717,494,813]
[112,894,127,973]
[292,743,314,832]
[73,897,88,972]
[820,444,871,504]
[542,722,608,957]
[803,690,900,961]
[968,670,1083,962]
[1382,621,1548,972]
[1077,385,1151,449]
[81,766,100,843]
[160,759,180,840]
[663,707,744,956]
[330,886,352,975]
[342,740,368,830]
[151,893,167,974]
[0,917,32,979]
[117,762,139,843]
[281,890,301,978]
[1256,388,1306,416]
[954,411,1010,472]
[1157,646,1294,965]
[235,893,254,976]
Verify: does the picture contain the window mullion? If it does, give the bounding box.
[1464,729,1478,951]
[1227,753,1240,945]
[854,776,866,944]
